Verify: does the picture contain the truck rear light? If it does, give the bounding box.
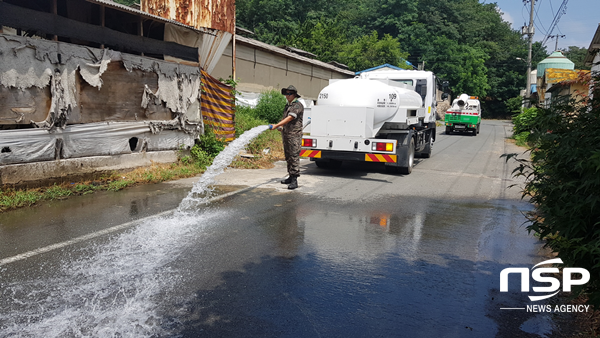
[302,138,317,147]
[372,142,393,152]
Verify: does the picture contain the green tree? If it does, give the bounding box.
[339,32,410,71]
[235,0,545,116]
[288,19,351,64]
[357,0,418,38]
[563,46,591,70]
[424,37,490,98]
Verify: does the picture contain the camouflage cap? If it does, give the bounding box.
[281,85,301,98]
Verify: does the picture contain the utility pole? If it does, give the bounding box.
[523,0,535,99]
[549,34,566,51]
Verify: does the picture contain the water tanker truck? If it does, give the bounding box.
[444,94,481,135]
[300,70,446,174]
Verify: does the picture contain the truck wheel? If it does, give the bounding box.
[476,123,480,134]
[315,160,342,169]
[315,160,329,169]
[399,138,414,175]
[328,160,343,169]
[446,126,452,135]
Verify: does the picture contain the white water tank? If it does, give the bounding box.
[317,79,422,125]
[456,93,469,107]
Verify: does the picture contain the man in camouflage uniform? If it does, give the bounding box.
[268,85,304,190]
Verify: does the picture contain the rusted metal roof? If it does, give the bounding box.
[141,0,235,34]
[236,35,355,76]
[84,0,215,35]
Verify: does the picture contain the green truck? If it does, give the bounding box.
[445,94,481,135]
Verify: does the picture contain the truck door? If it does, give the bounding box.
[415,79,427,105]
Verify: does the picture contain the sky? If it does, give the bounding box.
[489,0,599,50]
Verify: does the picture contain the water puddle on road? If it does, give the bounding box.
[0,125,269,338]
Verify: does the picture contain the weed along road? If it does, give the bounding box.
[0,120,555,337]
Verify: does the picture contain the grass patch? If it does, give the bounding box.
[0,190,43,209]
[0,161,206,212]
[513,131,530,147]
[45,184,73,199]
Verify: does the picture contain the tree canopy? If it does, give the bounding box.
[563,46,591,70]
[236,0,555,117]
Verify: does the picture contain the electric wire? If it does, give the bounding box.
[540,0,569,47]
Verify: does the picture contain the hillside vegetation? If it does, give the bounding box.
[114,0,589,117]
[237,0,541,117]
[238,0,593,117]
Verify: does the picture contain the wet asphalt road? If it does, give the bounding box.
[0,120,551,337]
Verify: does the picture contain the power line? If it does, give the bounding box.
[521,1,529,26]
[534,5,549,35]
[540,0,568,47]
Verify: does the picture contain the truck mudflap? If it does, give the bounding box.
[301,150,397,163]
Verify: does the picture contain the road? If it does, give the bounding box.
[0,120,554,337]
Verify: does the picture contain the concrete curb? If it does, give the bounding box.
[0,151,180,186]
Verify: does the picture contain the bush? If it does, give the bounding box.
[513,131,530,147]
[190,126,226,168]
[235,105,266,137]
[512,107,539,134]
[254,89,287,124]
[506,86,600,307]
[506,96,524,114]
[234,104,281,154]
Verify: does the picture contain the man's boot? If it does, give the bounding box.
[287,176,298,190]
[281,176,293,184]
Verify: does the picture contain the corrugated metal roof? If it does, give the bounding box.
[235,35,355,76]
[141,0,235,34]
[84,0,216,35]
[327,61,349,70]
[236,27,254,36]
[585,23,600,66]
[279,46,318,59]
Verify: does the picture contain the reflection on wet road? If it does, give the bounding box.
[162,189,541,337]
